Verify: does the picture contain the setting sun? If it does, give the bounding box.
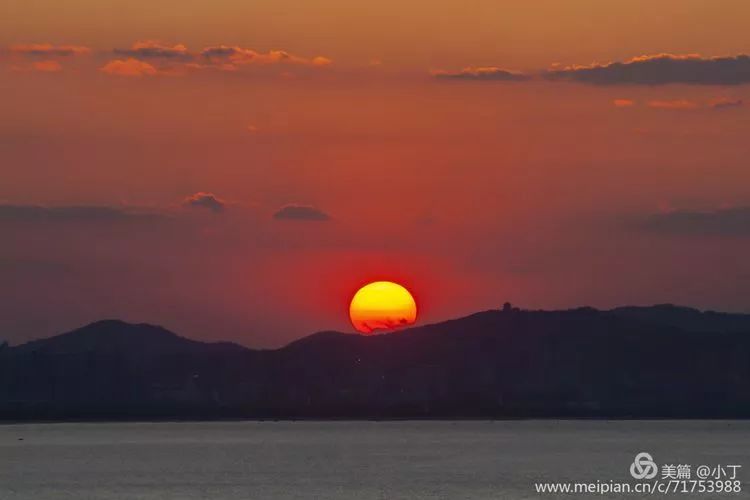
[349,281,417,334]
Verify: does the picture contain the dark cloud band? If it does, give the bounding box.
[183,193,226,213]
[434,54,750,86]
[432,67,530,81]
[639,207,750,236]
[273,205,330,221]
[0,204,161,223]
[546,54,750,85]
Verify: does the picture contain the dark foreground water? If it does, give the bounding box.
[0,420,748,499]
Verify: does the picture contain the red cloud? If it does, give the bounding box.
[647,99,699,110]
[114,41,191,60]
[198,45,332,71]
[99,42,333,76]
[5,43,90,72]
[711,97,744,109]
[100,58,158,77]
[432,66,529,81]
[9,43,91,57]
[613,98,635,107]
[10,60,63,73]
[182,192,226,213]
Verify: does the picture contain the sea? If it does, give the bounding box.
[0,420,748,499]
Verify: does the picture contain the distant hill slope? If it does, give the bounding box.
[11,319,246,355]
[1,306,750,419]
[610,304,750,333]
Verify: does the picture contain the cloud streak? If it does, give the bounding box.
[613,98,635,107]
[101,41,332,76]
[183,192,226,213]
[0,204,162,223]
[432,67,529,81]
[100,58,158,77]
[9,44,91,57]
[546,54,750,85]
[647,99,699,110]
[639,207,750,236]
[113,41,191,60]
[711,98,744,109]
[435,54,750,86]
[273,205,330,221]
[5,43,91,73]
[10,60,63,73]
[199,45,332,70]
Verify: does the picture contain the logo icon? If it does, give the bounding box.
[630,452,658,480]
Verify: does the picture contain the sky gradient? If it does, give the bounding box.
[2,0,750,346]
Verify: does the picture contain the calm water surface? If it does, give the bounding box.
[0,420,748,499]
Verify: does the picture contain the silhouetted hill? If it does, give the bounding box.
[610,304,750,333]
[2,306,750,420]
[13,319,227,354]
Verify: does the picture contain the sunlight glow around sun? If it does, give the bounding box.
[349,281,417,334]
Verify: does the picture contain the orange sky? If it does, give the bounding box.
[2,0,750,346]
[4,0,750,68]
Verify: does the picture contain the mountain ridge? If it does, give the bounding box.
[8,304,750,352]
[2,304,750,420]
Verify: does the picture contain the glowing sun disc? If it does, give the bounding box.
[349,281,417,334]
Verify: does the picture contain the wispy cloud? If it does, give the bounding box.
[638,206,750,236]
[10,60,63,73]
[100,41,332,76]
[113,40,191,60]
[100,58,158,77]
[432,67,529,81]
[9,44,91,57]
[0,204,162,223]
[612,97,744,110]
[545,53,750,85]
[273,204,331,221]
[613,98,635,107]
[647,99,700,110]
[199,45,332,70]
[5,43,91,72]
[183,192,226,213]
[434,54,750,86]
[711,98,744,109]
